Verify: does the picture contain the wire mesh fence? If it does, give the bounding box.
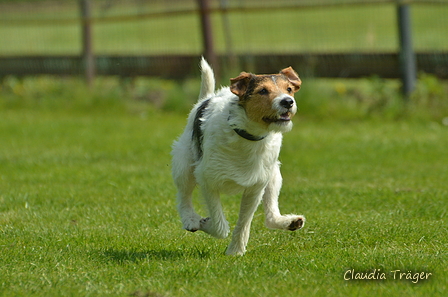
[0,0,447,80]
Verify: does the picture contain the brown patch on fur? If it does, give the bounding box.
[243,77,287,126]
[230,68,301,127]
[230,72,253,97]
[280,67,301,91]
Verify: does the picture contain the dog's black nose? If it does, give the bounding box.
[280,97,294,109]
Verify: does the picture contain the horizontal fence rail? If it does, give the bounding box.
[1,53,447,79]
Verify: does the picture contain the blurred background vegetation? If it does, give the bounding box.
[0,0,447,122]
[1,74,447,123]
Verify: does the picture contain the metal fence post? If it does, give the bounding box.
[80,0,95,87]
[197,0,219,78]
[397,3,417,100]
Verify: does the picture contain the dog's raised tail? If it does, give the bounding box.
[199,57,215,100]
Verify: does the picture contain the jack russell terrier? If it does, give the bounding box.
[171,58,305,255]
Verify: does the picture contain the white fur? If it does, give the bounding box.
[171,58,305,255]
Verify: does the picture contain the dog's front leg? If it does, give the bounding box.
[226,185,264,256]
[263,164,305,231]
[199,185,230,239]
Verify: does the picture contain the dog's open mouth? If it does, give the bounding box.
[263,112,292,124]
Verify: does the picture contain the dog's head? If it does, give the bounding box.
[230,67,301,133]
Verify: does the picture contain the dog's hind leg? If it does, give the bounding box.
[175,171,202,232]
[263,164,305,231]
[198,186,229,239]
[172,143,202,232]
[226,186,264,256]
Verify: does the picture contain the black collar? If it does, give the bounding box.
[233,128,266,141]
[228,108,266,141]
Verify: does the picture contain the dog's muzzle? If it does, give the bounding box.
[263,95,296,124]
[279,97,295,109]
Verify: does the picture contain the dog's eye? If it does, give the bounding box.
[258,88,268,95]
[287,87,293,93]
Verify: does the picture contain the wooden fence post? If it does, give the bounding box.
[397,3,417,100]
[80,0,95,88]
[197,0,219,79]
[220,0,238,73]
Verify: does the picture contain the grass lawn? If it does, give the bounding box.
[0,105,446,296]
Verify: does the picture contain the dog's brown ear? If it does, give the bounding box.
[280,67,301,92]
[230,72,252,97]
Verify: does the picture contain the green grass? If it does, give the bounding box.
[0,2,447,55]
[0,78,447,296]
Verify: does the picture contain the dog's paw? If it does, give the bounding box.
[200,217,210,226]
[287,215,305,231]
[225,245,246,256]
[184,225,199,232]
[182,216,202,232]
[199,217,230,239]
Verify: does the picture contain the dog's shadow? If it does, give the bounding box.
[100,247,211,263]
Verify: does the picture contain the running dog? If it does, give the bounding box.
[171,58,305,255]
